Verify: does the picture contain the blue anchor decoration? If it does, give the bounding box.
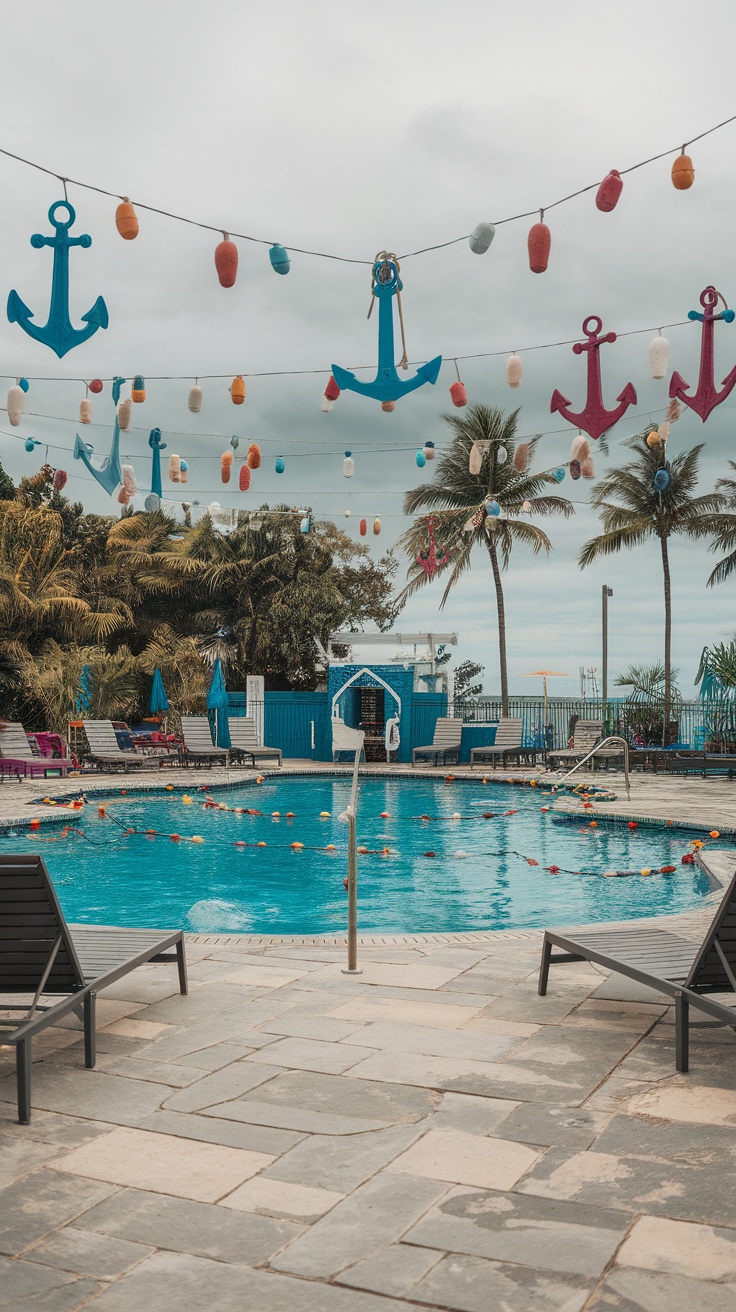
[148,428,167,498]
[73,376,124,495]
[332,253,441,405]
[7,200,109,358]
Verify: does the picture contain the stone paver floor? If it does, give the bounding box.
[3,918,736,1310]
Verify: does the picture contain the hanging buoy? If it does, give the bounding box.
[667,398,681,423]
[654,468,671,491]
[228,436,239,453]
[115,197,139,240]
[132,374,146,403]
[497,445,508,464]
[423,440,436,461]
[514,443,530,471]
[215,234,238,287]
[180,459,188,484]
[343,451,354,478]
[521,499,532,512]
[89,378,103,394]
[269,243,290,275]
[344,509,351,517]
[300,515,310,533]
[121,464,138,496]
[528,214,551,273]
[118,398,132,431]
[18,377,29,393]
[553,467,566,482]
[469,221,495,254]
[596,169,624,212]
[246,442,261,469]
[169,454,181,483]
[485,499,501,517]
[221,450,233,484]
[359,518,367,536]
[373,516,381,535]
[646,428,662,448]
[649,334,670,380]
[570,433,590,462]
[672,149,694,190]
[449,381,467,407]
[144,493,160,512]
[188,384,202,413]
[275,456,285,474]
[506,353,522,388]
[7,384,24,426]
[230,375,246,405]
[24,437,38,452]
[469,442,483,475]
[52,469,68,491]
[79,396,92,424]
[118,486,131,505]
[569,459,581,480]
[580,456,595,479]
[658,421,670,443]
[382,401,395,412]
[239,463,251,491]
[322,376,341,412]
[416,449,426,468]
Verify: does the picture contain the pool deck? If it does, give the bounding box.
[2,764,736,1309]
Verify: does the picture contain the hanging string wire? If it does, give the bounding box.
[0,113,734,266]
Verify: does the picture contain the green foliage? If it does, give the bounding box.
[695,639,736,749]
[454,659,484,699]
[0,458,14,502]
[614,661,682,746]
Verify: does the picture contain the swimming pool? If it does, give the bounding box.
[0,775,721,935]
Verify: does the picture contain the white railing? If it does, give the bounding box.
[341,747,362,975]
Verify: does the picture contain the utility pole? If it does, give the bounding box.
[602,586,613,706]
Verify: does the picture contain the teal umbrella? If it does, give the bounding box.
[207,659,231,748]
[74,665,92,715]
[149,667,169,716]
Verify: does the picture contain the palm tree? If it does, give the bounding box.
[701,461,736,587]
[398,404,574,715]
[580,435,726,745]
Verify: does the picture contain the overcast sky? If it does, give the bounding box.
[0,0,735,698]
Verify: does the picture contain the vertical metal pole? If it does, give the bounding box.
[602,586,613,709]
[342,748,362,975]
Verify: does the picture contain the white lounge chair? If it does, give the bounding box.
[83,720,164,771]
[180,716,229,766]
[228,716,282,768]
[331,716,365,763]
[412,717,462,767]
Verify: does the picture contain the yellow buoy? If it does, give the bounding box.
[191,835,204,843]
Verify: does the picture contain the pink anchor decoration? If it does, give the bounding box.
[550,315,637,440]
[416,518,454,579]
[669,286,736,422]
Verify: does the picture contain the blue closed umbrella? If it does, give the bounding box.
[207,659,231,748]
[74,665,93,715]
[149,667,169,716]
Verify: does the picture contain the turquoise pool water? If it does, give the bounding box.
[0,776,720,934]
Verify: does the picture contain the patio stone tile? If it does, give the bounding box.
[0,1134,65,1187]
[592,1108,736,1158]
[326,995,485,1029]
[245,1036,373,1074]
[27,1227,152,1280]
[308,961,466,990]
[206,1097,390,1135]
[335,1243,442,1296]
[336,984,503,1008]
[345,1019,524,1062]
[411,1252,593,1312]
[438,971,524,997]
[478,986,590,1024]
[617,1214,736,1281]
[136,1109,304,1156]
[587,1267,736,1311]
[346,1050,593,1103]
[162,1061,279,1112]
[55,1125,274,1203]
[139,983,258,1024]
[83,1250,418,1311]
[263,1123,425,1192]
[493,1103,611,1150]
[517,1142,736,1226]
[215,965,314,988]
[459,1014,540,1038]
[269,1171,449,1278]
[385,1128,540,1189]
[211,1068,438,1135]
[0,1067,167,1126]
[402,1185,630,1277]
[75,1187,302,1264]
[105,1057,205,1087]
[168,1041,256,1069]
[0,1255,100,1311]
[0,1110,112,1148]
[623,1082,736,1126]
[0,1169,117,1255]
[260,1013,369,1041]
[101,1019,173,1040]
[220,1175,344,1221]
[430,1091,519,1135]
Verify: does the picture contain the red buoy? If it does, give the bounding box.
[359,518,367,536]
[214,235,238,288]
[450,381,467,407]
[239,464,251,491]
[596,170,624,212]
[528,219,551,274]
[88,378,104,394]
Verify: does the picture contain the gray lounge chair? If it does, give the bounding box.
[470,718,524,769]
[538,863,736,1073]
[547,719,603,770]
[180,716,229,766]
[83,720,166,771]
[0,853,187,1122]
[228,716,282,768]
[0,722,73,778]
[412,717,462,767]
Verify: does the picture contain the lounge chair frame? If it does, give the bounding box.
[0,854,187,1122]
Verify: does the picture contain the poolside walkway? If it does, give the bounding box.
[2,766,736,1309]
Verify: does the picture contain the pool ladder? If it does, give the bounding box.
[555,736,631,801]
[342,748,362,976]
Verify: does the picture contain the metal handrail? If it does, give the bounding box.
[342,747,362,975]
[555,735,630,800]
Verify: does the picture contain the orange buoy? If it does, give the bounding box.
[30,817,40,830]
[671,150,694,190]
[246,443,261,470]
[215,234,238,287]
[230,375,246,405]
[359,518,367,536]
[170,833,181,842]
[115,197,139,240]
